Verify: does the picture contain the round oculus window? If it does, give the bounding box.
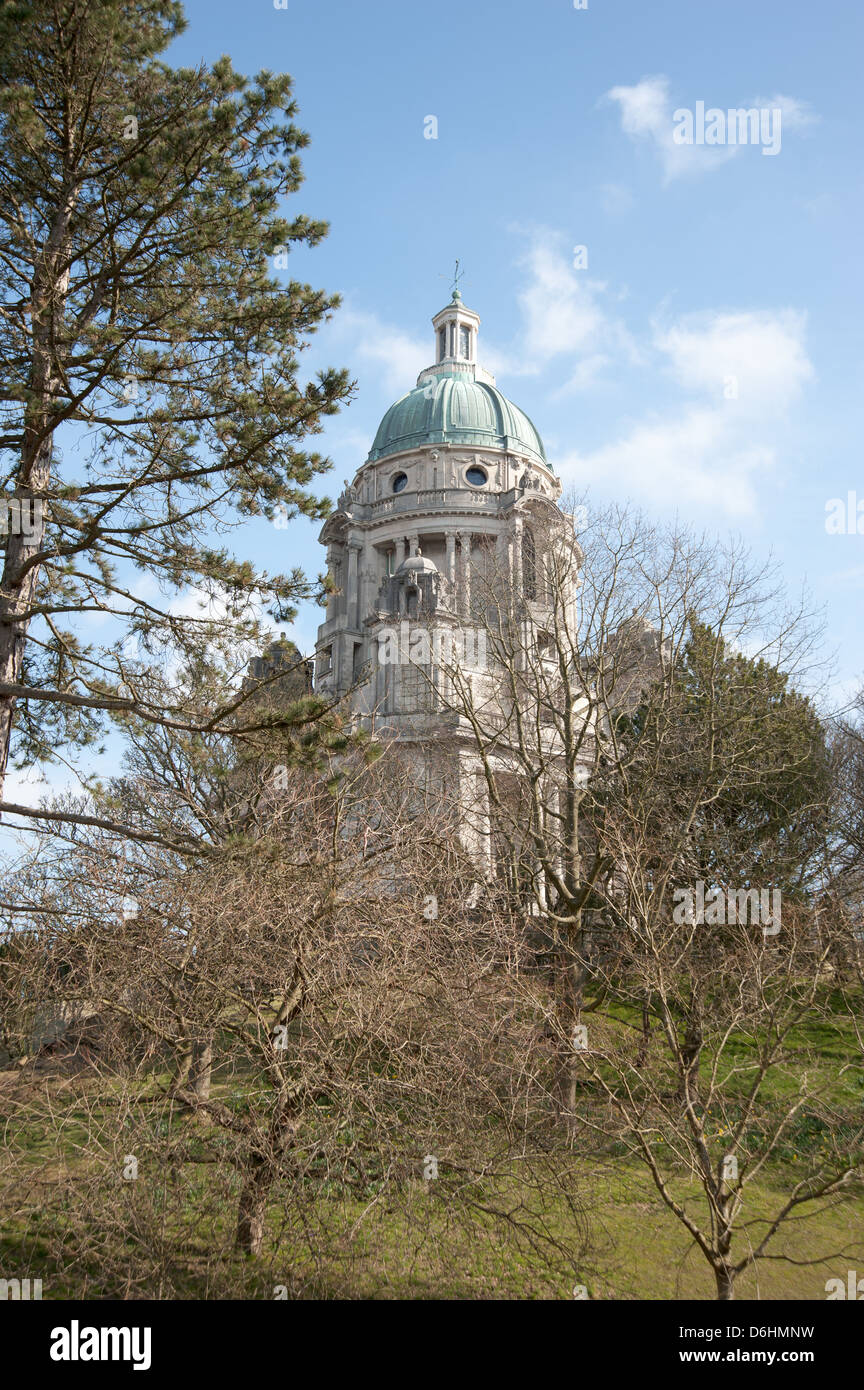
[392,472,408,493]
[466,466,487,487]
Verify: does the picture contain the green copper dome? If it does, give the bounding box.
[367,370,547,466]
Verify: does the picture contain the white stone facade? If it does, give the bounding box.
[314,295,581,868]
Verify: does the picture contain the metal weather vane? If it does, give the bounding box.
[440,260,466,298]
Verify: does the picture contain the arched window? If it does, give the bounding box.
[522,525,536,600]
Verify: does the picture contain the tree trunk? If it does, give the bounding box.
[556,1052,578,1126]
[170,1044,194,1096]
[555,941,585,1129]
[189,1036,213,1100]
[0,196,75,797]
[677,1012,703,1103]
[236,1161,272,1257]
[715,1264,735,1300]
[0,455,51,793]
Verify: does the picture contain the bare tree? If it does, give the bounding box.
[415,500,862,1297]
[0,738,592,1295]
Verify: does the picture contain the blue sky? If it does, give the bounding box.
[7,0,864,814]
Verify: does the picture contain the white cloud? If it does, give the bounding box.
[554,353,612,396]
[555,407,774,515]
[110,584,280,679]
[653,309,813,411]
[2,762,85,815]
[605,76,817,183]
[553,308,813,516]
[484,229,640,385]
[333,309,428,395]
[517,235,609,362]
[315,236,633,401]
[305,239,814,523]
[605,76,737,182]
[4,765,53,803]
[166,586,248,624]
[752,93,818,132]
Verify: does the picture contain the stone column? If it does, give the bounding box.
[445,531,457,594]
[459,532,472,618]
[347,542,361,630]
[512,519,523,595]
[357,542,372,631]
[495,528,507,585]
[472,765,494,880]
[394,535,406,569]
[325,546,339,620]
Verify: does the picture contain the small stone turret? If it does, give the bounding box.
[377,551,443,620]
[603,609,671,713]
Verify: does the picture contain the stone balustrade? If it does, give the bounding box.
[349,487,521,520]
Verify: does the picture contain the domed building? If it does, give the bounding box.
[315,291,578,870]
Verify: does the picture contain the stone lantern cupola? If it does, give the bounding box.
[431,290,481,369]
